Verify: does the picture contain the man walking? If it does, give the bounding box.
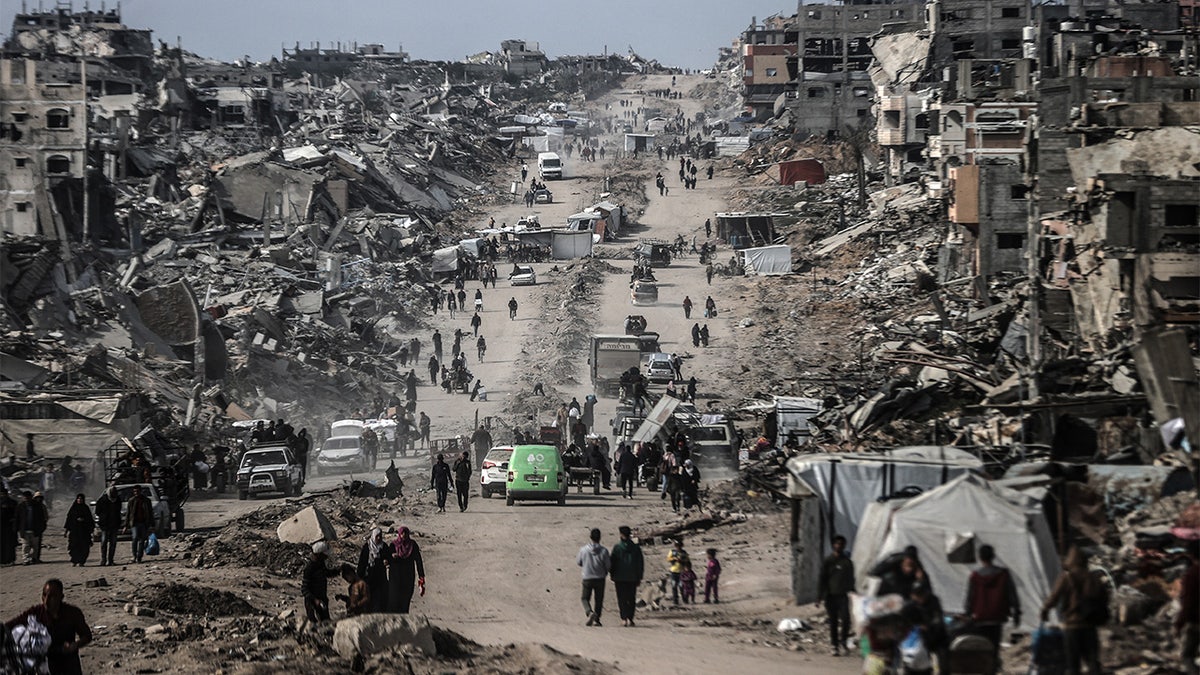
[430,454,452,513]
[427,355,439,385]
[94,486,122,567]
[706,263,714,286]
[577,528,611,626]
[610,525,644,626]
[965,543,1021,667]
[818,534,855,655]
[452,451,472,512]
[418,412,431,449]
[16,491,47,565]
[470,312,482,337]
[124,484,153,564]
[1041,547,1108,674]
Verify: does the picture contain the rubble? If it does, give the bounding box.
[276,505,338,545]
[332,613,437,661]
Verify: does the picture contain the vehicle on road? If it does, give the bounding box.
[515,215,541,230]
[509,265,537,286]
[315,435,368,475]
[533,188,553,204]
[537,152,562,180]
[690,423,737,461]
[91,482,176,539]
[624,314,648,335]
[644,353,675,383]
[634,240,672,268]
[480,445,514,498]
[589,334,644,394]
[237,444,305,499]
[631,279,658,305]
[506,444,567,506]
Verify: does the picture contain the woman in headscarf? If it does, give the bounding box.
[357,528,391,613]
[63,493,95,566]
[387,526,425,614]
[679,459,702,510]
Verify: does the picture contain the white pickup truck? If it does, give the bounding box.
[237,444,304,499]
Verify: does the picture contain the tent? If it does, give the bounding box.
[786,447,983,604]
[774,396,822,448]
[550,230,593,259]
[625,134,655,153]
[591,201,623,235]
[775,158,826,186]
[742,245,792,275]
[853,474,1061,631]
[431,246,460,273]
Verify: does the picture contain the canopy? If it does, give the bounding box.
[854,474,1061,631]
[431,246,459,273]
[743,245,792,275]
[550,230,593,259]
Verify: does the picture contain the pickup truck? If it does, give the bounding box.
[237,444,304,499]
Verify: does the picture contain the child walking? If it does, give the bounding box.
[704,548,721,604]
[680,562,698,603]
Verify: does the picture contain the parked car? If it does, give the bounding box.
[315,435,368,475]
[506,444,566,506]
[91,482,175,539]
[515,215,541,230]
[237,444,305,499]
[533,188,553,204]
[480,446,514,498]
[509,265,537,286]
[631,280,658,306]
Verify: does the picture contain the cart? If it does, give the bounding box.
[568,467,602,494]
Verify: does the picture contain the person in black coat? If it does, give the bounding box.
[0,487,17,566]
[615,443,640,499]
[63,494,95,566]
[388,527,426,614]
[93,486,122,566]
[357,528,391,613]
[302,542,341,622]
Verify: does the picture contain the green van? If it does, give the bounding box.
[505,444,566,506]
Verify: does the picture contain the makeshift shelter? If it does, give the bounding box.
[773,396,822,448]
[590,201,623,236]
[786,447,984,604]
[715,212,783,249]
[852,474,1061,631]
[431,246,460,274]
[624,133,655,153]
[773,158,826,186]
[549,230,593,259]
[742,245,792,275]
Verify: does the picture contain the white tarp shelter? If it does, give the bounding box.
[786,447,984,603]
[431,246,460,273]
[624,133,655,153]
[775,396,822,448]
[550,230,593,259]
[852,474,1060,631]
[742,245,792,275]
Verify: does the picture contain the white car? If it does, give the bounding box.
[509,265,537,286]
[237,445,304,499]
[480,446,514,498]
[315,436,368,475]
[644,353,675,384]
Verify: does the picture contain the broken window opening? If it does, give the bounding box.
[765,68,778,77]
[808,88,826,98]
[997,233,1025,249]
[1164,204,1199,228]
[14,157,29,168]
[46,109,70,129]
[1001,7,1021,18]
[46,155,71,174]
[15,202,30,212]
[1001,39,1020,50]
[1011,184,1029,200]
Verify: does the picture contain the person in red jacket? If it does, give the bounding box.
[965,544,1021,668]
[1176,540,1199,675]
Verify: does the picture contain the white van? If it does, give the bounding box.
[537,152,562,180]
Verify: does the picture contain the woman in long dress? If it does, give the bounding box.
[63,493,95,566]
[387,526,425,613]
[356,528,391,613]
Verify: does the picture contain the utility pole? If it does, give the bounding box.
[81,53,90,244]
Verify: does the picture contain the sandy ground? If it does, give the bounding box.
[0,75,855,673]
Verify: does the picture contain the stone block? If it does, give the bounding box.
[333,614,436,661]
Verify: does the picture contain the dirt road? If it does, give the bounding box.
[0,75,853,673]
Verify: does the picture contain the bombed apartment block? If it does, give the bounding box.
[740,14,799,120]
[281,42,407,78]
[3,4,154,79]
[788,0,925,137]
[499,40,546,77]
[187,61,291,130]
[1035,5,1193,79]
[947,162,1030,279]
[931,0,1032,62]
[0,58,87,238]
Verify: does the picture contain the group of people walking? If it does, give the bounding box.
[0,484,154,568]
[301,527,427,622]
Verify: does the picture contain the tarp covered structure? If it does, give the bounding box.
[632,395,682,445]
[550,230,593,259]
[742,245,792,275]
[431,246,460,273]
[774,158,826,186]
[852,474,1060,631]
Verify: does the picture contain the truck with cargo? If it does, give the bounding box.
[589,334,642,395]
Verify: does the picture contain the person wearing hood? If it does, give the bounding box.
[301,542,341,622]
[1041,546,1107,674]
[430,454,452,513]
[63,494,94,567]
[965,544,1021,666]
[610,526,644,627]
[94,486,122,566]
[577,528,611,626]
[679,459,701,510]
[388,527,425,614]
[357,528,391,613]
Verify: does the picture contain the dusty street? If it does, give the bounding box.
[0,75,852,674]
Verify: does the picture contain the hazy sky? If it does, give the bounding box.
[3,0,798,69]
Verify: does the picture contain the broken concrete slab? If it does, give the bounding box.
[276,505,337,545]
[332,613,436,661]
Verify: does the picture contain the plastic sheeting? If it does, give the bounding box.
[856,474,1060,631]
[431,246,459,273]
[550,230,593,259]
[743,245,792,275]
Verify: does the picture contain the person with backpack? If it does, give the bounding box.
[965,544,1021,668]
[1041,546,1107,674]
